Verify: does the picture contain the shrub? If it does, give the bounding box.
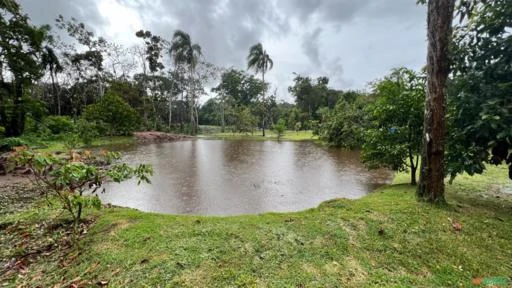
[318,100,366,149]
[82,92,140,136]
[75,118,100,146]
[43,116,75,135]
[273,119,286,141]
[0,137,27,152]
[294,122,302,133]
[12,149,153,235]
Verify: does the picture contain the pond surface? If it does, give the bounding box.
[101,139,393,215]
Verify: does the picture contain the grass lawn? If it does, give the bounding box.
[23,136,136,153]
[1,166,511,287]
[199,130,318,142]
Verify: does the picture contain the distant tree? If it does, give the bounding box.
[294,122,302,133]
[41,45,63,115]
[417,0,455,203]
[288,75,336,121]
[318,92,371,149]
[170,30,202,134]
[362,68,425,185]
[247,43,273,136]
[56,15,108,100]
[273,119,286,141]
[82,92,140,136]
[135,30,167,129]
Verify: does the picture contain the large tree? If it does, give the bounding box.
[417,0,455,203]
[362,68,425,185]
[446,0,512,180]
[170,30,202,134]
[0,0,47,136]
[247,43,273,136]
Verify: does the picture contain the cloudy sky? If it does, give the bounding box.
[18,0,427,102]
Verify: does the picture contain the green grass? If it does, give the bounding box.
[199,130,318,142]
[1,167,512,287]
[28,136,135,153]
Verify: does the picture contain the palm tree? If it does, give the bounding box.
[41,46,63,115]
[247,43,273,136]
[170,30,202,134]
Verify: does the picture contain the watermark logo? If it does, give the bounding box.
[472,276,510,287]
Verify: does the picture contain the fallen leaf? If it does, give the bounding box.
[472,277,483,285]
[452,222,463,232]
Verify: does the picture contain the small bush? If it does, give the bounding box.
[0,137,27,152]
[43,116,75,135]
[63,133,81,149]
[75,118,100,146]
[273,119,286,141]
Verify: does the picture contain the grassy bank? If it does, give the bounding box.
[13,136,136,153]
[1,166,512,287]
[199,130,318,142]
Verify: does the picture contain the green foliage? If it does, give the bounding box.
[361,68,425,184]
[294,121,302,132]
[0,137,26,151]
[42,116,74,135]
[82,92,141,136]
[273,119,286,141]
[247,43,273,76]
[75,118,100,146]
[213,69,265,107]
[447,0,512,180]
[0,1,48,137]
[11,149,153,234]
[318,96,371,149]
[63,133,81,149]
[233,107,257,134]
[288,75,343,121]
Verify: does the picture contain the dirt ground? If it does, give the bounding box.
[133,131,194,143]
[0,174,40,215]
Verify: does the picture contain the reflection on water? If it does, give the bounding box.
[101,139,393,215]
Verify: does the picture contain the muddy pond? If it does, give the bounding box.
[101,139,393,215]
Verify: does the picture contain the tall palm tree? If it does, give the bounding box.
[247,43,273,136]
[170,30,202,134]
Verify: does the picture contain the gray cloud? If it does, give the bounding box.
[18,0,105,31]
[302,27,323,67]
[14,0,427,101]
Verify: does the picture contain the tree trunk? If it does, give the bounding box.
[409,152,417,186]
[50,70,61,116]
[417,0,455,203]
[262,71,266,137]
[221,96,225,133]
[6,80,25,137]
[168,71,176,130]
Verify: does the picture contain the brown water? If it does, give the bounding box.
[101,139,393,215]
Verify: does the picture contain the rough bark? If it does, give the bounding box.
[417,0,455,203]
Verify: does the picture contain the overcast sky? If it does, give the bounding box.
[18,0,427,102]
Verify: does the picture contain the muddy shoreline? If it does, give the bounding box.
[133,131,194,143]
